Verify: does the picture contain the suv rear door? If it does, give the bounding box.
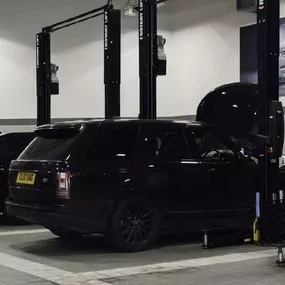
[80,123,139,218]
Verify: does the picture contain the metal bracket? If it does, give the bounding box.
[202,231,209,249]
[276,246,285,265]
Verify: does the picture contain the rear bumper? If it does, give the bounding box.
[6,201,106,234]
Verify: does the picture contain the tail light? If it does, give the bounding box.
[56,172,70,200]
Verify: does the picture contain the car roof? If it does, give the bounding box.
[41,119,210,129]
[0,132,33,137]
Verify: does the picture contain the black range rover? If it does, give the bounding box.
[7,117,258,252]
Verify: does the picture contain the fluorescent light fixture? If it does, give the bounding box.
[157,0,167,8]
[130,0,167,14]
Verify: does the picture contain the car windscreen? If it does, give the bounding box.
[19,127,83,160]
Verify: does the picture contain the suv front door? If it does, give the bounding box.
[186,127,243,212]
[137,123,205,214]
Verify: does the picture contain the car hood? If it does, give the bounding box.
[197,82,259,155]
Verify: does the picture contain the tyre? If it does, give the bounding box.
[50,228,83,240]
[106,196,161,252]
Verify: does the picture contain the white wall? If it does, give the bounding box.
[0,0,171,121]
[165,0,253,116]
[165,0,285,116]
[1,0,285,126]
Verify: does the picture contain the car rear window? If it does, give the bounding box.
[19,126,84,160]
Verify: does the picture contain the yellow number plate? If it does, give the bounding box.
[16,172,36,185]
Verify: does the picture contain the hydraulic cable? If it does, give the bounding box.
[43,4,110,32]
[50,12,105,32]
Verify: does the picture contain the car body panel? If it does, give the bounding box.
[0,132,34,213]
[7,120,256,236]
[197,82,259,155]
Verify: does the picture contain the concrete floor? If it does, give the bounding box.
[0,224,283,284]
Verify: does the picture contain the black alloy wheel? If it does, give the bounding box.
[107,196,161,252]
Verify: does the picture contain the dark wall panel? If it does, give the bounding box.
[240,18,285,96]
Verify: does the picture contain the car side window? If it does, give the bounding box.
[86,124,138,161]
[139,124,190,161]
[189,128,233,159]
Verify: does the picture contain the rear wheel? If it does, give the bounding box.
[107,196,161,252]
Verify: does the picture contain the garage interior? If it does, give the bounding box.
[0,0,285,284]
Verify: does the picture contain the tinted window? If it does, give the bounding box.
[139,124,190,161]
[188,128,233,158]
[86,124,138,160]
[19,129,81,160]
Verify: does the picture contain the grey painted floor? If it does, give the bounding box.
[106,258,284,285]
[0,224,283,284]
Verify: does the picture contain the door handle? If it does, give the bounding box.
[208,168,216,173]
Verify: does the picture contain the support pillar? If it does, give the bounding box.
[139,0,158,119]
[36,31,51,126]
[104,8,121,119]
[257,0,280,242]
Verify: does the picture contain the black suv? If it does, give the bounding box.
[7,119,257,251]
[0,132,34,216]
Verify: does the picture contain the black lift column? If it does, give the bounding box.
[36,31,52,126]
[257,0,281,241]
[104,8,121,119]
[139,0,158,119]
[36,4,121,125]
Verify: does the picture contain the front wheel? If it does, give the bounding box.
[106,196,161,252]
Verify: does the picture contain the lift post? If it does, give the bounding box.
[36,32,52,126]
[257,0,281,242]
[104,9,121,119]
[139,0,158,119]
[36,4,121,126]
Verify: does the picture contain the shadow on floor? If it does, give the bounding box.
[10,233,204,257]
[10,226,254,259]
[0,216,30,226]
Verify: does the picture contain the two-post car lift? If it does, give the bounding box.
[201,0,285,253]
[36,2,121,126]
[138,0,285,252]
[257,0,285,264]
[256,0,284,247]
